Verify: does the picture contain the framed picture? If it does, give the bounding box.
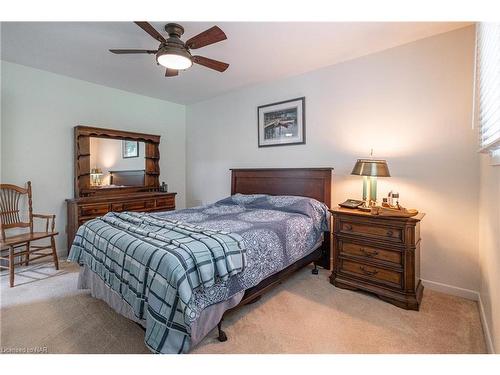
[122,140,139,158]
[257,97,305,147]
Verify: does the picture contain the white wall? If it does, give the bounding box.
[478,155,500,353]
[186,27,480,292]
[1,61,186,254]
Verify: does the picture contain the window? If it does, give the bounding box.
[474,23,500,156]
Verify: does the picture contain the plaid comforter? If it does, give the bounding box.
[67,211,246,354]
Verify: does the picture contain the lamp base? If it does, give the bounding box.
[362,176,378,207]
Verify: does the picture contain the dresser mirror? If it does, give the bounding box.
[89,137,146,188]
[74,126,161,197]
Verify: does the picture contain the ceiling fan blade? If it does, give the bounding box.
[109,49,157,54]
[134,21,166,43]
[165,68,179,77]
[186,26,227,49]
[192,56,229,72]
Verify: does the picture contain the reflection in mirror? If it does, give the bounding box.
[89,137,145,188]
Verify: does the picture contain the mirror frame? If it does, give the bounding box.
[74,125,161,198]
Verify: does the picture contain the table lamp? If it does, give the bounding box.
[90,167,103,186]
[351,158,390,206]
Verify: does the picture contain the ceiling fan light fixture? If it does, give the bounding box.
[114,22,229,77]
[156,48,192,70]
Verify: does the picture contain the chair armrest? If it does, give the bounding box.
[32,214,56,219]
[32,214,56,232]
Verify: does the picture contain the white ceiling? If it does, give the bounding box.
[1,22,470,104]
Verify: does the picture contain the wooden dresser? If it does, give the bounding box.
[66,191,176,252]
[66,125,178,254]
[330,207,425,310]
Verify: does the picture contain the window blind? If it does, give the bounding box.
[475,23,500,152]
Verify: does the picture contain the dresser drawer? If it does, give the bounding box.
[339,259,402,288]
[339,219,404,244]
[111,203,124,212]
[340,240,402,266]
[79,203,109,217]
[120,199,155,211]
[78,218,91,227]
[155,196,175,208]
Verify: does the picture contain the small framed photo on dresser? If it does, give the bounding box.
[257,97,305,147]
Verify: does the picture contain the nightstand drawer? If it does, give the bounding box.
[339,219,404,244]
[340,240,402,266]
[340,259,402,287]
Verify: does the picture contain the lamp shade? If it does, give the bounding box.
[156,46,193,70]
[351,159,391,177]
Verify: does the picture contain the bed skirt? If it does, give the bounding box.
[77,265,244,350]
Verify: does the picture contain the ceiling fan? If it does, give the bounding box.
[110,22,229,77]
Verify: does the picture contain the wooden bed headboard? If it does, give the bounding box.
[230,168,333,208]
[109,169,145,186]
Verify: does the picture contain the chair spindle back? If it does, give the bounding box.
[0,181,33,240]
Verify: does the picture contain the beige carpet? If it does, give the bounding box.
[0,261,486,354]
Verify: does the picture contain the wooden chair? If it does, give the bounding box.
[0,181,59,287]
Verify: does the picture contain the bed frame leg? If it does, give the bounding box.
[312,263,319,275]
[217,319,228,342]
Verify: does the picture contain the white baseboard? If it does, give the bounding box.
[422,278,495,353]
[421,279,479,301]
[478,294,495,354]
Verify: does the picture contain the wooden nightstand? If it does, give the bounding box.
[330,207,425,310]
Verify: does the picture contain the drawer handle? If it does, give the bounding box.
[386,229,394,237]
[359,266,378,276]
[360,247,379,257]
[344,224,353,231]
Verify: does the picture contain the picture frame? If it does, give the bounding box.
[257,97,305,147]
[122,140,139,158]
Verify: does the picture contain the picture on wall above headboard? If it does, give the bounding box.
[257,97,305,147]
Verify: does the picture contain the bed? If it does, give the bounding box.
[68,168,333,353]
